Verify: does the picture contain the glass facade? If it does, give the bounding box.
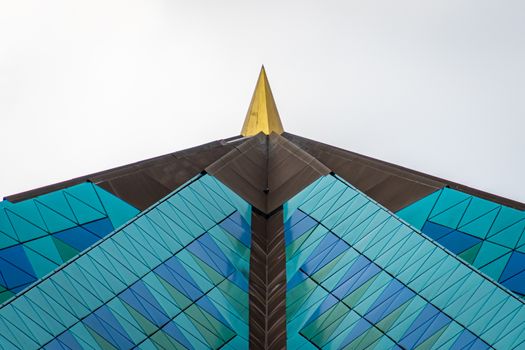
[0,166,523,349]
[398,188,525,298]
[0,183,139,304]
[285,175,525,349]
[0,175,251,349]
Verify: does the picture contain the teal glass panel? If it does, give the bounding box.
[286,175,525,349]
[0,183,139,305]
[0,175,251,349]
[398,188,525,298]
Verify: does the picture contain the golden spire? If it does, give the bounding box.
[241,66,284,136]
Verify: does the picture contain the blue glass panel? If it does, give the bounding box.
[421,221,456,241]
[437,230,481,254]
[339,317,372,348]
[187,235,234,277]
[0,245,35,280]
[451,330,479,350]
[161,321,193,349]
[155,258,203,301]
[303,294,339,327]
[288,270,309,291]
[302,233,348,275]
[218,212,250,247]
[285,211,318,246]
[400,304,440,347]
[226,270,249,293]
[332,260,380,299]
[365,280,414,323]
[196,296,231,328]
[55,331,82,349]
[43,339,65,350]
[53,226,100,251]
[120,283,169,327]
[500,251,525,282]
[0,248,35,289]
[415,312,451,347]
[82,218,114,239]
[500,270,525,295]
[84,305,134,349]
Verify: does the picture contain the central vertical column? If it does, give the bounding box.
[206,133,330,349]
[249,209,287,349]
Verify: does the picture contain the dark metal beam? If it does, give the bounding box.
[249,209,287,350]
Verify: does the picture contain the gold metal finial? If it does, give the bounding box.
[241,66,284,136]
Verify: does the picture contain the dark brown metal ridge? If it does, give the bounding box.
[249,208,287,350]
[5,137,244,206]
[283,132,525,211]
[206,133,330,214]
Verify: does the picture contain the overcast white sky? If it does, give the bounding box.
[1,0,524,203]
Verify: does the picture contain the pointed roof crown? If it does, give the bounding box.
[241,66,284,136]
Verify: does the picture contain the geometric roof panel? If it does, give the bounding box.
[398,187,525,298]
[0,174,251,349]
[285,174,525,349]
[0,182,138,305]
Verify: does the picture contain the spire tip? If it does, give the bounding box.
[241,67,284,137]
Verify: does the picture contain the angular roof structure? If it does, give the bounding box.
[0,67,523,349]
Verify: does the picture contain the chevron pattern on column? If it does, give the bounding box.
[249,209,287,349]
